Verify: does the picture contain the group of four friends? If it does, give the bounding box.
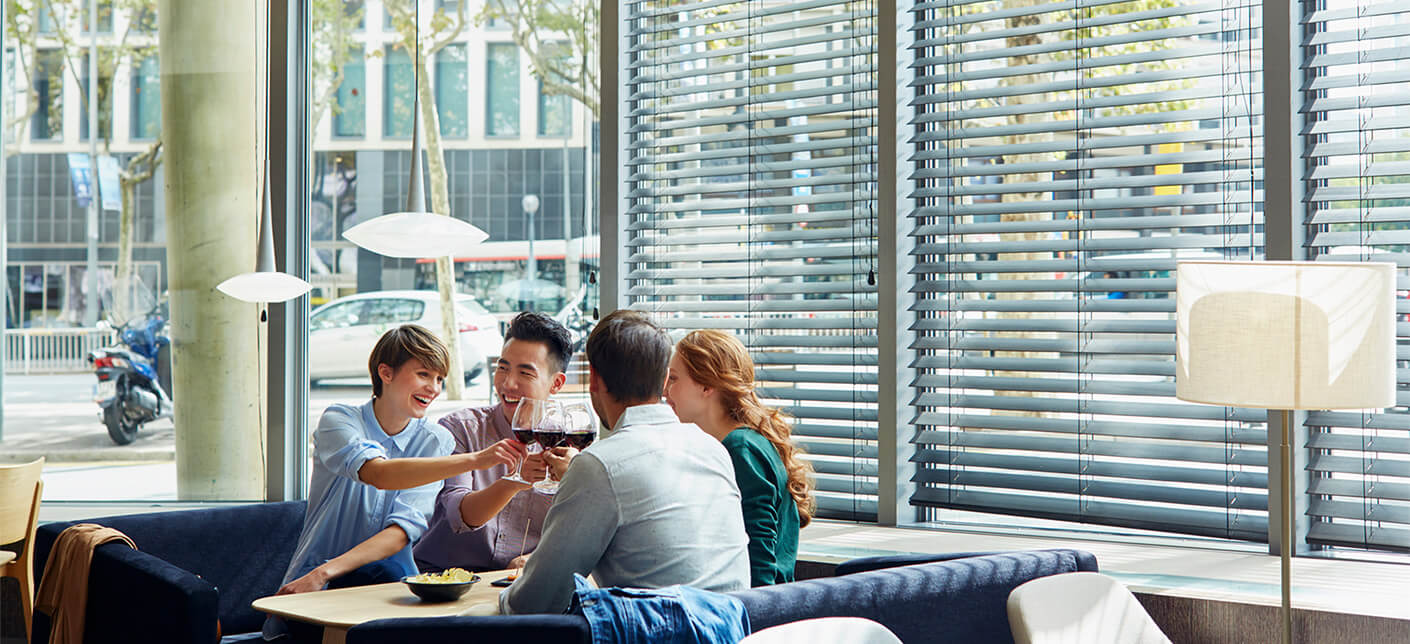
[263,309,816,640]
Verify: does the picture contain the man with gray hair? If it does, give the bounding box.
[500,309,750,615]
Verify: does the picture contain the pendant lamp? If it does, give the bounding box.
[216,160,313,302]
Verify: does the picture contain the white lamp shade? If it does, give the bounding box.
[216,271,313,303]
[342,212,489,259]
[1175,260,1397,410]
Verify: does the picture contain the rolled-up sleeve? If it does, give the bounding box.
[314,406,388,481]
[435,415,483,534]
[500,453,617,615]
[386,479,440,544]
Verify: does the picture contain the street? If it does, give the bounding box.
[0,373,510,501]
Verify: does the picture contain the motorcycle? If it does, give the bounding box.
[87,303,172,445]
[554,286,595,353]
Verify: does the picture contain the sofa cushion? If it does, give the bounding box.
[730,549,1097,644]
[347,614,592,644]
[35,501,306,637]
[835,548,1100,577]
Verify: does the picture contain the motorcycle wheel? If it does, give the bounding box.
[104,395,141,445]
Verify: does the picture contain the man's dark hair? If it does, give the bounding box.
[504,311,573,373]
[585,309,671,404]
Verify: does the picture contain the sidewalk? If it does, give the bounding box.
[0,374,176,464]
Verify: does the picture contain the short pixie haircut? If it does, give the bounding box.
[368,324,450,397]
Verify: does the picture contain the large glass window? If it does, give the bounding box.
[905,0,1265,539]
[332,46,365,138]
[31,49,62,141]
[486,42,519,137]
[310,0,599,414]
[1300,1,1410,553]
[131,55,160,140]
[81,0,115,34]
[383,44,413,138]
[2,2,262,502]
[537,81,569,137]
[435,43,468,138]
[79,52,113,141]
[623,0,880,521]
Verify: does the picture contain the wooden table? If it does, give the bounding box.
[253,570,513,644]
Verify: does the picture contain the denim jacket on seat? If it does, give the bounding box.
[570,574,751,644]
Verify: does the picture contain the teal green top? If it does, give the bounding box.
[721,427,799,586]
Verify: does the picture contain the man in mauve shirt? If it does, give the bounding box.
[413,312,574,572]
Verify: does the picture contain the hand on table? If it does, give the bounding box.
[276,567,329,595]
[509,553,531,570]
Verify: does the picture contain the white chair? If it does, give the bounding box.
[741,616,902,644]
[1007,572,1171,644]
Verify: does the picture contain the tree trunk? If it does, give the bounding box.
[115,178,136,321]
[415,54,466,399]
[563,141,579,295]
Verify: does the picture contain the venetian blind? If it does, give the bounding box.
[906,0,1268,539]
[622,0,879,520]
[1301,0,1410,553]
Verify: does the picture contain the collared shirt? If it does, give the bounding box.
[278,400,452,588]
[501,403,751,615]
[413,403,553,571]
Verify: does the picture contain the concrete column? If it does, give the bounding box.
[158,0,263,500]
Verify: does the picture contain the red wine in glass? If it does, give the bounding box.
[534,429,566,449]
[565,432,596,449]
[506,398,552,484]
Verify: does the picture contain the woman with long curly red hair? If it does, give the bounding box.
[664,329,816,586]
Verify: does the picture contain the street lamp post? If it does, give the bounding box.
[522,194,539,310]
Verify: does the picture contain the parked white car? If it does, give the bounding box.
[309,290,502,385]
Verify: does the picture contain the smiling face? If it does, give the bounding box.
[377,357,445,426]
[663,352,714,425]
[495,338,567,422]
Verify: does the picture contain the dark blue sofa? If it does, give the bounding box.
[32,501,306,644]
[345,548,1099,643]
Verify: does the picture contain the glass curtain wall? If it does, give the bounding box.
[1,1,261,501]
[904,0,1267,540]
[622,0,881,520]
[309,0,598,417]
[1301,0,1410,554]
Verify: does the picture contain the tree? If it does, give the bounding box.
[310,0,363,135]
[384,0,472,399]
[479,0,598,300]
[3,0,162,322]
[479,0,598,119]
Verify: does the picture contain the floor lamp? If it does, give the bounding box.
[1175,260,1396,644]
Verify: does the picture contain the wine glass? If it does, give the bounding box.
[535,402,596,495]
[531,402,569,495]
[562,402,597,451]
[504,398,552,484]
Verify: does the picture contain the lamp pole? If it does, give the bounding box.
[84,0,99,326]
[522,194,539,309]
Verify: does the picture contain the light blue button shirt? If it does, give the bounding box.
[279,400,453,588]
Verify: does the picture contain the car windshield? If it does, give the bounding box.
[455,296,490,315]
